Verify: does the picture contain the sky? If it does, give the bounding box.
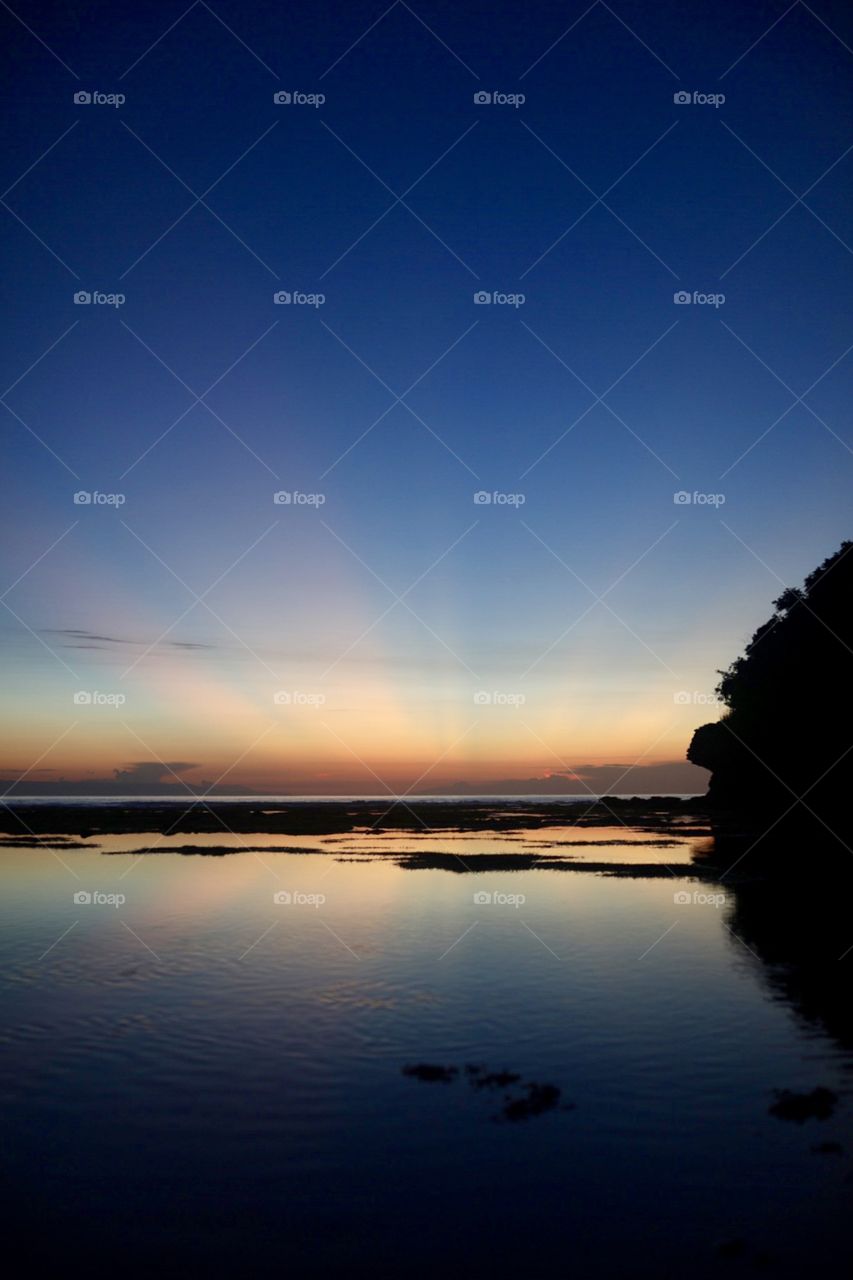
[1,0,851,795]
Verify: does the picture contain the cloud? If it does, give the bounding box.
[46,629,216,651]
[113,761,199,785]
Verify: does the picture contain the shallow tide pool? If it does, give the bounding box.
[1,829,850,1276]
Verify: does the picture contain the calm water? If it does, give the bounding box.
[2,824,851,1276]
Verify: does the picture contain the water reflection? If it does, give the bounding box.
[0,824,851,1276]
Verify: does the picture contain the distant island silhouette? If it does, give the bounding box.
[688,541,852,832]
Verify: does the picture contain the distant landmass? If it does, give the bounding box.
[419,761,707,796]
[0,780,257,797]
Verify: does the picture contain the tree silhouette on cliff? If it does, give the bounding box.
[688,541,853,822]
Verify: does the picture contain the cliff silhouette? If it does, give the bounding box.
[688,541,853,829]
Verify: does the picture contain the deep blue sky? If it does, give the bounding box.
[1,0,851,791]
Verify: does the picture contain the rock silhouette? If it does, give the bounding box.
[688,541,853,830]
